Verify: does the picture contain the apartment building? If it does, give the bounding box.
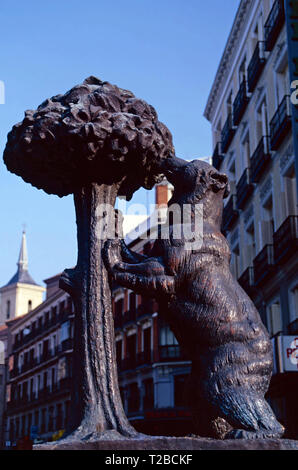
[4,276,73,446]
[204,0,297,437]
[2,180,195,445]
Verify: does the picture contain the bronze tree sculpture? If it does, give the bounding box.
[104,156,285,440]
[3,77,174,440]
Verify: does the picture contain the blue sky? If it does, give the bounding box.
[0,0,239,288]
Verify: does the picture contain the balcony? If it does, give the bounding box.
[250,136,271,183]
[123,309,136,325]
[253,244,275,286]
[137,299,155,318]
[288,319,298,335]
[222,195,238,233]
[273,216,298,265]
[233,79,249,125]
[269,95,292,150]
[12,309,73,352]
[212,142,224,170]
[221,114,235,153]
[238,267,254,293]
[136,350,153,366]
[265,0,285,51]
[247,42,266,93]
[236,169,254,210]
[158,345,184,362]
[114,313,123,329]
[121,356,136,371]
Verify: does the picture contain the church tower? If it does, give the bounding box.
[0,231,45,325]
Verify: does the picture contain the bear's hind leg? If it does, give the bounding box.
[218,389,284,439]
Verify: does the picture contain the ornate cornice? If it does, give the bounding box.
[204,0,255,122]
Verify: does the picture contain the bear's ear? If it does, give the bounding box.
[209,170,230,198]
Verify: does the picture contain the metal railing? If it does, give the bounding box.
[269,95,292,150]
[265,0,285,51]
[250,136,271,183]
[247,41,266,92]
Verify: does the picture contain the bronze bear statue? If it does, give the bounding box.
[104,156,285,439]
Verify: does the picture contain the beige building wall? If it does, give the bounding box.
[204,0,297,335]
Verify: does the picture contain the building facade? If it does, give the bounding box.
[204,0,297,437]
[2,181,194,446]
[0,231,45,325]
[4,277,73,446]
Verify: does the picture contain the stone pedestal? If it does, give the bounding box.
[34,436,298,451]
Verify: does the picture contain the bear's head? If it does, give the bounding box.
[158,156,230,201]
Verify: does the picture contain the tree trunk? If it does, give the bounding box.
[60,182,137,439]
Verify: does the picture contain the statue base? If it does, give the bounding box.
[34,436,298,451]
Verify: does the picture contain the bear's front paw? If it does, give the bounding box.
[103,239,122,273]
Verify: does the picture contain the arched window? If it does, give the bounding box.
[6,300,11,319]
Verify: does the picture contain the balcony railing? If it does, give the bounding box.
[12,308,73,351]
[250,136,271,183]
[247,41,266,93]
[233,79,249,125]
[158,345,183,361]
[212,142,224,170]
[238,267,254,293]
[137,299,155,318]
[269,95,292,150]
[236,168,254,210]
[253,244,275,286]
[123,309,136,325]
[288,319,298,335]
[222,195,238,233]
[114,313,123,329]
[221,113,235,153]
[265,0,285,51]
[120,356,136,371]
[273,216,298,265]
[136,350,153,366]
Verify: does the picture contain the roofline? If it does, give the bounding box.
[5,289,66,331]
[43,272,62,284]
[203,0,254,122]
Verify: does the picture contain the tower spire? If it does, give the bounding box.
[17,229,29,272]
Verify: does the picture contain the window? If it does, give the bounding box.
[226,154,236,194]
[289,285,298,323]
[255,98,268,143]
[6,300,10,319]
[282,164,297,219]
[115,298,123,317]
[240,131,250,173]
[127,383,140,412]
[267,302,282,336]
[159,324,178,346]
[116,339,122,363]
[129,292,136,315]
[239,56,247,84]
[231,243,240,279]
[275,61,289,107]
[28,300,32,312]
[60,321,70,342]
[245,220,256,268]
[126,334,136,361]
[143,378,154,410]
[143,327,151,354]
[260,195,274,247]
[174,374,189,407]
